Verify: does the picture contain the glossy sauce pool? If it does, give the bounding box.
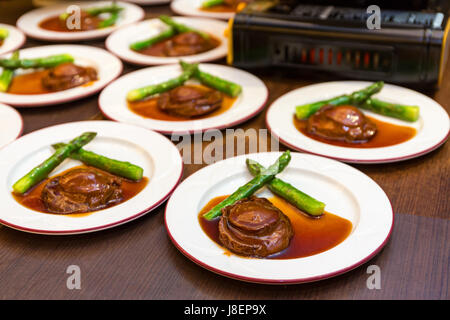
[12,165,149,217]
[8,70,52,94]
[293,115,416,148]
[39,14,104,32]
[7,69,95,95]
[198,195,353,260]
[127,85,237,121]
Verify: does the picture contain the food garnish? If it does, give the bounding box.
[12,132,97,195]
[246,158,325,216]
[0,51,99,93]
[129,15,209,51]
[179,61,242,97]
[159,15,209,40]
[126,61,242,102]
[12,132,145,198]
[126,62,197,102]
[0,28,9,41]
[0,53,74,69]
[202,150,291,220]
[295,81,384,120]
[0,50,18,92]
[201,0,225,8]
[359,98,420,122]
[295,81,420,122]
[130,27,176,51]
[51,143,144,181]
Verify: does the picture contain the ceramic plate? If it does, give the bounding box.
[16,1,144,41]
[0,45,123,107]
[165,151,393,284]
[266,81,450,163]
[106,17,228,66]
[171,0,235,20]
[99,63,268,134]
[0,103,23,149]
[0,120,183,235]
[0,24,26,56]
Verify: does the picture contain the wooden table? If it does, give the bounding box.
[0,1,448,300]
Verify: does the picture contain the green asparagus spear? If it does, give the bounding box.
[201,0,224,8]
[85,3,123,16]
[358,98,420,122]
[0,54,74,70]
[130,27,176,51]
[246,159,325,216]
[97,10,120,28]
[202,151,291,220]
[180,61,242,97]
[0,51,19,92]
[59,12,70,21]
[0,28,9,40]
[295,81,384,119]
[12,132,97,195]
[51,143,144,181]
[126,62,198,101]
[159,15,209,39]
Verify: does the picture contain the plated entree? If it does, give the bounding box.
[126,60,242,120]
[129,15,221,58]
[12,132,147,215]
[0,51,97,94]
[198,151,352,259]
[293,81,420,148]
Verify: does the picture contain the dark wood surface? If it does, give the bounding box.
[0,1,448,300]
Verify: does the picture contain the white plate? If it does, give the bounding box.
[0,24,26,56]
[106,17,228,66]
[99,63,268,134]
[171,0,235,20]
[16,1,145,41]
[0,45,123,107]
[0,103,23,149]
[165,151,393,284]
[0,120,183,235]
[266,81,450,164]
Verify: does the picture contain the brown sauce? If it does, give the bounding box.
[293,114,416,148]
[200,5,237,13]
[8,70,52,95]
[12,165,149,216]
[127,85,237,121]
[134,33,221,57]
[198,195,353,260]
[39,14,104,32]
[7,68,97,95]
[0,39,4,47]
